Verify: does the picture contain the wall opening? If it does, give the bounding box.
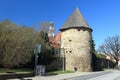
[78,29,80,31]
[69,40,72,42]
[69,51,72,53]
[74,67,77,71]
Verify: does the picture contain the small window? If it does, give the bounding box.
[83,30,86,31]
[66,51,68,53]
[69,51,72,53]
[78,29,80,31]
[69,40,72,42]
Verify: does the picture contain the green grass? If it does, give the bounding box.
[0,68,33,74]
[48,70,73,74]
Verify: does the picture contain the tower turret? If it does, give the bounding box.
[60,8,93,72]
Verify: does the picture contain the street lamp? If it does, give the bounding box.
[61,48,66,71]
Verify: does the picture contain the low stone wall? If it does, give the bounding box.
[92,53,115,71]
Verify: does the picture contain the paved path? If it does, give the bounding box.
[66,70,120,80]
[7,72,94,80]
[8,70,120,80]
[88,70,120,80]
[25,72,94,80]
[65,71,111,80]
[115,76,120,80]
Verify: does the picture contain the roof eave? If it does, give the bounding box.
[59,26,93,32]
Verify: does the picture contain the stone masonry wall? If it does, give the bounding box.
[61,28,92,72]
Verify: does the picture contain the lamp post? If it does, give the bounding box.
[34,44,41,75]
[61,48,65,71]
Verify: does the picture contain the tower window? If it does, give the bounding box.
[69,51,72,53]
[69,40,72,42]
[78,29,80,31]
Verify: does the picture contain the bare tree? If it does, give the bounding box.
[98,35,120,59]
[0,20,54,69]
[0,20,36,69]
[39,22,50,32]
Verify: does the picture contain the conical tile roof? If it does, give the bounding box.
[60,8,91,30]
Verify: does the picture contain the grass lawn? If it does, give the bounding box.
[48,70,73,74]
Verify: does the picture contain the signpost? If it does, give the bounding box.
[34,44,41,75]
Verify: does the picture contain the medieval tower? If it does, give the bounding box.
[60,8,93,72]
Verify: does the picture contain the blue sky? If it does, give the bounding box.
[0,0,120,49]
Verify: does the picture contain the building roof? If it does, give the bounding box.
[49,32,61,48]
[54,32,61,43]
[60,8,91,30]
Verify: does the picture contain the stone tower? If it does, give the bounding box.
[60,8,93,72]
[48,22,55,38]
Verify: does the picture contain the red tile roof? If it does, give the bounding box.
[118,57,120,61]
[49,32,61,48]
